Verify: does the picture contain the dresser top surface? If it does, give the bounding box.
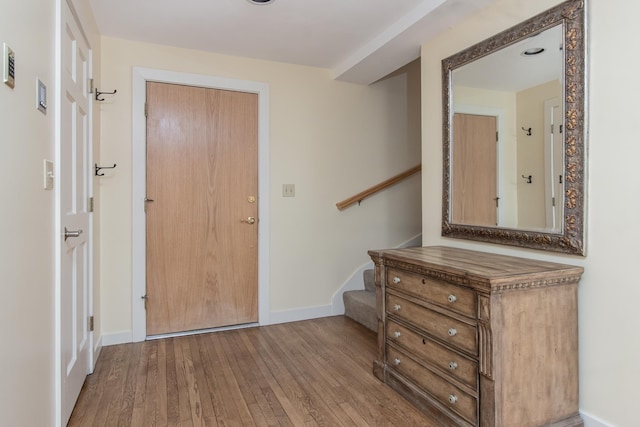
[368,246,584,284]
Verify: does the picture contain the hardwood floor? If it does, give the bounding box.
[69,316,436,426]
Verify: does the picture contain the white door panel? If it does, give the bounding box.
[58,2,92,425]
[543,98,563,231]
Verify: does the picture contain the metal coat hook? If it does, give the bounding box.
[95,88,117,101]
[521,127,532,136]
[522,174,532,184]
[95,163,117,176]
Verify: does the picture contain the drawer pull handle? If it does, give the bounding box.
[393,331,401,338]
[448,294,457,303]
[392,276,401,284]
[394,358,401,365]
[448,328,458,337]
[393,304,401,311]
[448,394,458,404]
[448,361,458,370]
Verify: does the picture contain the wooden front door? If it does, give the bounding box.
[452,113,498,226]
[145,82,258,336]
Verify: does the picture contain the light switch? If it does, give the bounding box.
[43,160,54,190]
[282,184,295,197]
[3,43,15,89]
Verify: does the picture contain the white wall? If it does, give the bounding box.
[421,0,640,425]
[0,0,100,425]
[99,38,422,337]
[516,79,562,229]
[0,1,56,424]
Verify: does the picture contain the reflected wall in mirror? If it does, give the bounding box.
[442,0,586,255]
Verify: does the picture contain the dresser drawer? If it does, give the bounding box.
[387,293,477,355]
[387,345,478,425]
[386,319,478,389]
[387,268,476,318]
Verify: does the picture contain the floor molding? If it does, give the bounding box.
[331,233,422,315]
[581,411,612,427]
[269,305,333,325]
[101,331,133,346]
[101,305,333,346]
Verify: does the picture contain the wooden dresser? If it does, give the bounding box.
[368,246,583,427]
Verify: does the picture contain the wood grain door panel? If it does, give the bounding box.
[146,82,258,335]
[452,113,497,226]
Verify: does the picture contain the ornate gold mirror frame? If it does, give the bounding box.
[442,0,587,255]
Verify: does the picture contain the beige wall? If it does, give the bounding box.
[0,1,55,424]
[99,38,422,336]
[422,0,640,425]
[0,0,100,425]
[516,79,562,229]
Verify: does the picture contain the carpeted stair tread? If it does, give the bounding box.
[363,269,375,292]
[343,289,376,332]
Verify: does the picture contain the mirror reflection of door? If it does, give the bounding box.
[544,97,564,231]
[452,113,498,226]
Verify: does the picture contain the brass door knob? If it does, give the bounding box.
[241,217,256,224]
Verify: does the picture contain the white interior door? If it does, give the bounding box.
[57,1,92,424]
[543,98,563,231]
[552,103,564,229]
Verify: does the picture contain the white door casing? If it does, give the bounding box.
[131,68,271,342]
[544,97,563,231]
[56,1,93,425]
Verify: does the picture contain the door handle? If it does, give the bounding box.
[240,217,256,224]
[64,227,83,241]
[144,197,154,213]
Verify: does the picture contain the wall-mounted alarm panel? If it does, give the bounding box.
[3,43,15,89]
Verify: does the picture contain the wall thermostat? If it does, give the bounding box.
[3,43,15,89]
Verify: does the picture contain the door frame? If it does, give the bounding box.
[452,104,505,225]
[543,97,563,231]
[131,67,270,342]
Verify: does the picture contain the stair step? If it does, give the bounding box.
[363,268,375,292]
[343,290,377,332]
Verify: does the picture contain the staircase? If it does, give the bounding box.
[343,269,377,332]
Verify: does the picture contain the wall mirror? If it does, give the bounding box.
[442,0,586,255]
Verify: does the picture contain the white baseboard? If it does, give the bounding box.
[101,330,133,346]
[581,411,613,427]
[331,233,423,315]
[100,306,330,345]
[93,335,103,365]
[331,261,374,315]
[268,304,333,325]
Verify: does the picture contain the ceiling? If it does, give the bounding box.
[453,24,563,92]
[89,0,494,85]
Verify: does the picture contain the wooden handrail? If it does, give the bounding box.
[336,164,421,211]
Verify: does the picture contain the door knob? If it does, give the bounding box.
[144,197,154,213]
[241,217,256,224]
[64,227,83,241]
